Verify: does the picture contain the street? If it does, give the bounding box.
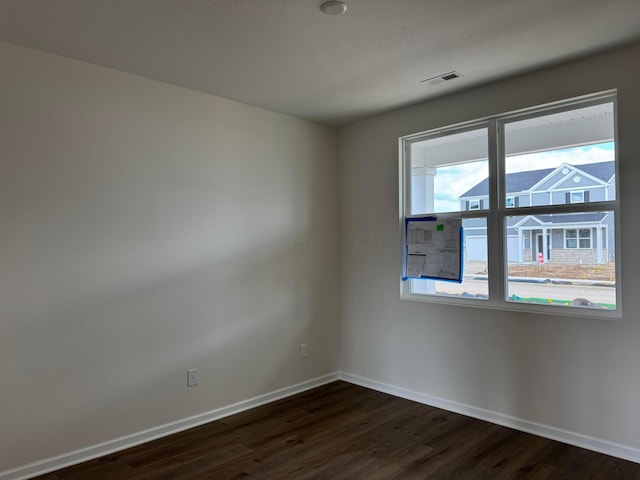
[437,278,616,306]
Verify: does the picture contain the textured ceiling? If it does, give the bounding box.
[1,0,639,125]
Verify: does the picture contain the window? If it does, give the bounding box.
[569,191,586,203]
[405,126,489,300]
[565,228,592,249]
[401,92,620,317]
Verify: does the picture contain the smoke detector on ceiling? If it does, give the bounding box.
[421,71,461,86]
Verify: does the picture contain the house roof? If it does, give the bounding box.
[576,161,616,182]
[460,161,614,198]
[507,212,609,228]
[534,213,609,224]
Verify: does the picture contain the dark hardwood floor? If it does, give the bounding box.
[33,381,640,479]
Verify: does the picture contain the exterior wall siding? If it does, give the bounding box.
[531,192,549,205]
[553,176,601,191]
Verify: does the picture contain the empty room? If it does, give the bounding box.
[2,1,640,479]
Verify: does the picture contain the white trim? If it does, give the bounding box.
[0,373,340,480]
[339,371,640,465]
[546,165,578,191]
[463,233,517,238]
[15,370,637,480]
[513,215,543,228]
[564,227,593,249]
[569,169,609,188]
[505,195,515,208]
[552,184,605,194]
[569,190,585,203]
[543,164,608,192]
[528,162,574,192]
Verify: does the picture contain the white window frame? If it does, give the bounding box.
[506,196,515,208]
[570,191,585,203]
[579,228,592,248]
[565,229,578,249]
[399,91,621,319]
[565,228,592,249]
[468,199,480,210]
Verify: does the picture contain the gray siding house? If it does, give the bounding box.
[460,161,615,264]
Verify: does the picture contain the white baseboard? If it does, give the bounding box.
[339,371,640,465]
[0,372,340,480]
[6,370,638,479]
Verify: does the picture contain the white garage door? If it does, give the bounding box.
[466,236,519,262]
[465,236,487,261]
[507,236,519,262]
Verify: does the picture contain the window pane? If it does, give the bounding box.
[410,128,488,214]
[402,95,619,316]
[410,218,488,299]
[573,192,584,203]
[503,103,615,208]
[505,212,616,310]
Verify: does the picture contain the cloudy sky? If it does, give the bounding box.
[429,142,615,213]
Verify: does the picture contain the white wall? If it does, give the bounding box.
[3,35,640,476]
[339,42,640,450]
[0,41,339,472]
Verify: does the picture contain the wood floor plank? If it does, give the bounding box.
[31,381,640,479]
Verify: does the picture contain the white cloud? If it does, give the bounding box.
[433,161,488,212]
[505,143,614,173]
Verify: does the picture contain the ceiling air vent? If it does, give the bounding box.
[421,71,461,86]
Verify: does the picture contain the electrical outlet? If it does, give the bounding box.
[300,343,308,358]
[188,368,198,387]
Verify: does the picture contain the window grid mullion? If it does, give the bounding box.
[400,91,620,318]
[502,200,616,217]
[487,119,504,305]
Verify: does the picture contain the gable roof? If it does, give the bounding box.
[511,212,609,229]
[534,213,609,224]
[575,162,615,182]
[460,161,614,198]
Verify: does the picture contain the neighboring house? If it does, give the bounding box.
[459,161,615,264]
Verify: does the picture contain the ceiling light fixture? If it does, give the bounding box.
[320,1,347,15]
